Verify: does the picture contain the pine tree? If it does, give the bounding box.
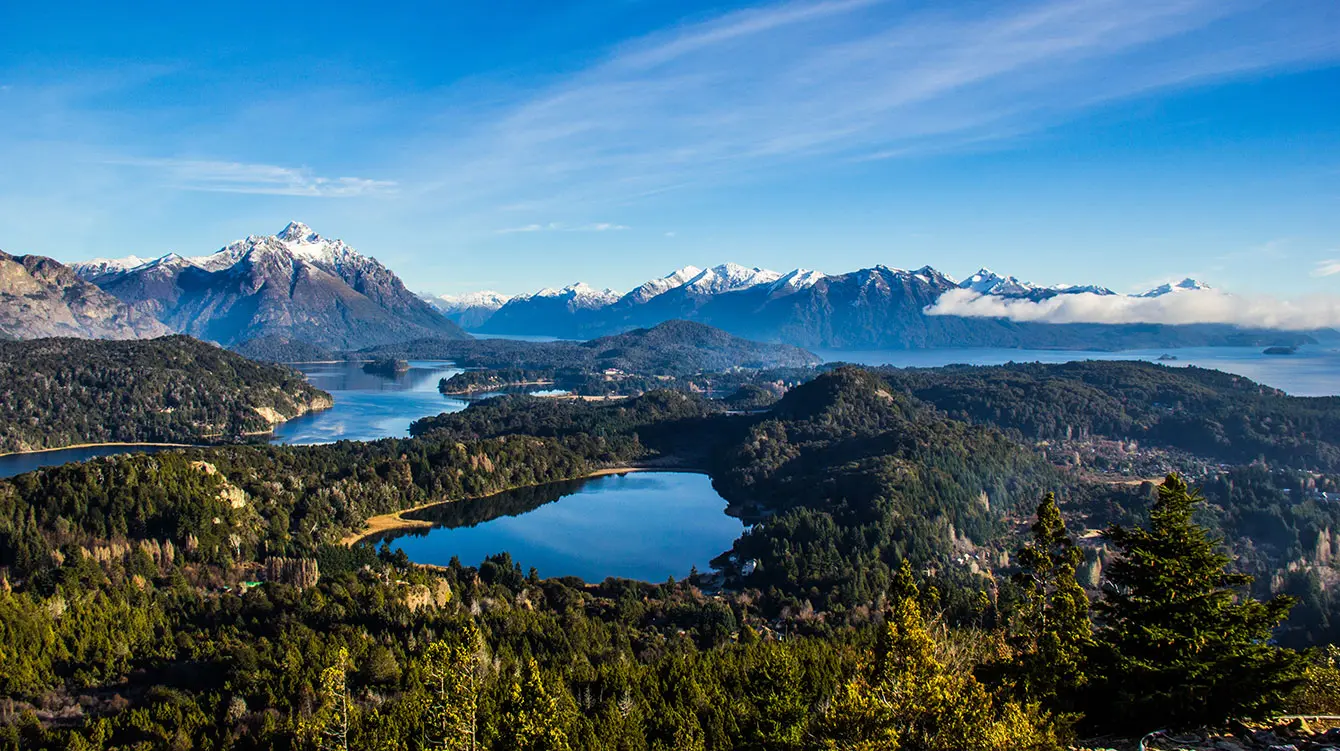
[423,621,486,751]
[1008,492,1092,708]
[313,647,351,751]
[495,657,571,751]
[1093,474,1303,730]
[816,573,1057,750]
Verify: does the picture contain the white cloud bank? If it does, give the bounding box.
[926,289,1340,331]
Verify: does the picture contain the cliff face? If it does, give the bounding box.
[0,250,171,340]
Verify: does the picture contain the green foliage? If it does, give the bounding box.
[0,335,329,452]
[1006,493,1092,708]
[1091,474,1304,731]
[422,621,486,750]
[815,579,1059,750]
[878,360,1340,471]
[1285,645,1340,716]
[1,361,1337,746]
[719,367,1061,613]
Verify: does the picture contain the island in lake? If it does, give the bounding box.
[362,357,411,376]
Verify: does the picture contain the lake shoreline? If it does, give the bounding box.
[342,463,707,546]
[0,441,206,459]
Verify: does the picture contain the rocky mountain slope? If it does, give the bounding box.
[0,250,170,340]
[78,222,468,350]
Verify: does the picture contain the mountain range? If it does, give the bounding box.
[437,263,1312,349]
[73,222,467,350]
[0,223,1319,353]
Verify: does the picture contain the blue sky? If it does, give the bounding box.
[1,0,1337,297]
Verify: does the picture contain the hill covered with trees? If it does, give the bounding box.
[876,360,1340,471]
[358,320,820,375]
[0,336,332,453]
[1,364,1339,746]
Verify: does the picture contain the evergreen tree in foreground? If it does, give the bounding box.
[815,562,1058,750]
[1009,492,1092,710]
[1092,474,1302,731]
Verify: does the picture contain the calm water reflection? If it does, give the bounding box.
[271,360,468,445]
[378,472,743,582]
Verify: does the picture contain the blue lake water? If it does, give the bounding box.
[271,360,469,444]
[378,471,743,582]
[816,345,1340,397]
[0,444,180,480]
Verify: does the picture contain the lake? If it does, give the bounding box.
[0,444,181,480]
[0,360,471,478]
[377,471,744,582]
[815,345,1340,397]
[271,360,469,444]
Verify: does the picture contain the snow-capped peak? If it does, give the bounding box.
[1139,278,1213,297]
[436,290,512,308]
[625,265,704,303]
[959,268,1037,296]
[424,290,513,314]
[684,263,782,295]
[277,221,317,243]
[768,268,827,294]
[70,255,151,279]
[176,222,362,271]
[529,282,619,310]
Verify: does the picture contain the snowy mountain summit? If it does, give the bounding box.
[68,222,465,350]
[1140,278,1213,297]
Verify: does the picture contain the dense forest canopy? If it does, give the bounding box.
[2,358,1340,747]
[0,336,331,453]
[876,361,1340,471]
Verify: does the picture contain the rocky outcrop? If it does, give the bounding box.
[0,250,170,340]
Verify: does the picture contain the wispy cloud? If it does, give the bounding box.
[1315,259,1340,278]
[927,288,1340,330]
[495,222,629,234]
[111,159,396,197]
[424,0,1340,210]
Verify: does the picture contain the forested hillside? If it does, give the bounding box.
[0,336,332,453]
[878,361,1340,471]
[1,365,1340,747]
